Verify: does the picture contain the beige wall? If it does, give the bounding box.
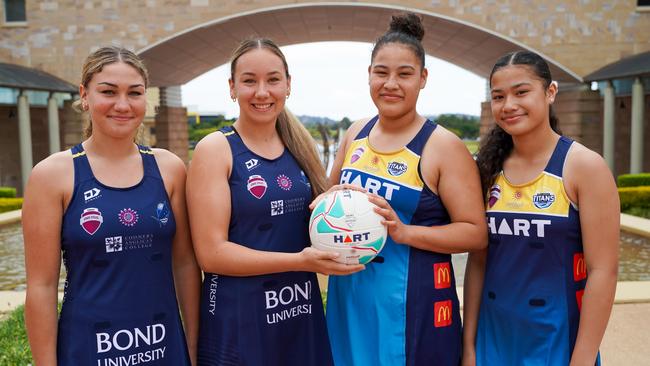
[1,1,649,85]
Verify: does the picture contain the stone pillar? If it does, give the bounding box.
[47,93,61,154]
[62,99,84,148]
[603,80,615,171]
[17,92,33,192]
[156,86,188,163]
[630,77,645,174]
[155,106,189,163]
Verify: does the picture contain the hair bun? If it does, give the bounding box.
[388,12,424,41]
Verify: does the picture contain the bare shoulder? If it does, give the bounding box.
[565,142,612,179]
[29,150,73,188]
[151,148,186,176]
[338,117,373,151]
[427,124,471,156]
[194,130,230,157]
[564,141,616,198]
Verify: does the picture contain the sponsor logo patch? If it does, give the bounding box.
[434,262,451,289]
[83,188,101,203]
[488,184,501,208]
[387,160,408,176]
[271,200,284,216]
[573,253,587,281]
[350,147,365,164]
[118,208,139,227]
[434,300,453,327]
[247,175,268,199]
[80,207,103,235]
[152,202,170,227]
[533,191,555,209]
[105,236,123,253]
[276,174,292,191]
[299,170,311,188]
[245,158,259,171]
[576,289,584,311]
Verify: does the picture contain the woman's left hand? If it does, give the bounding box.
[367,193,410,244]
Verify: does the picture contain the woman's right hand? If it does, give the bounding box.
[297,247,365,275]
[308,183,366,210]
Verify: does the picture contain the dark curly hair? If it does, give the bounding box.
[476,50,561,197]
[371,12,425,69]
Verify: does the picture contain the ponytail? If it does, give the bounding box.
[276,108,328,197]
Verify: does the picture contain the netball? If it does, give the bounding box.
[309,189,387,265]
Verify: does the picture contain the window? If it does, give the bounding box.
[638,0,650,11]
[3,0,26,23]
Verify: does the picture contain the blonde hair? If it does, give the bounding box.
[73,46,149,139]
[230,38,328,197]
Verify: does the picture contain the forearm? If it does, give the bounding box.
[462,250,486,360]
[173,259,201,366]
[402,222,487,253]
[25,286,59,365]
[199,241,302,276]
[570,269,617,366]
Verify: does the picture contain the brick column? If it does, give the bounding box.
[61,100,84,149]
[155,105,189,163]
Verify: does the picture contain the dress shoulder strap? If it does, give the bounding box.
[353,116,379,140]
[70,143,94,185]
[543,136,573,177]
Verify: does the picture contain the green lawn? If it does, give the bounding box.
[0,306,31,365]
[464,140,479,154]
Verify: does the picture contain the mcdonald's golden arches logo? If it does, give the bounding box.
[576,289,584,311]
[573,253,587,281]
[434,300,452,328]
[434,262,451,289]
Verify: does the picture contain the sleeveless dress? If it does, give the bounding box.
[327,117,462,366]
[476,136,600,365]
[197,126,333,366]
[58,144,190,365]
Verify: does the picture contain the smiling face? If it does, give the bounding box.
[229,48,291,126]
[489,65,557,137]
[368,43,427,120]
[79,62,146,140]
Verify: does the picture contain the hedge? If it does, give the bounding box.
[0,198,23,213]
[0,187,16,198]
[618,186,650,210]
[617,173,650,188]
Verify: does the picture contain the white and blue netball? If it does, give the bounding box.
[309,189,387,265]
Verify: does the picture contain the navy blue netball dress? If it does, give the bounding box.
[476,136,599,365]
[327,117,462,366]
[197,126,333,366]
[58,144,190,365]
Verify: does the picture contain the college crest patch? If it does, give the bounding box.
[350,147,365,164]
[80,207,103,235]
[488,184,501,208]
[247,175,268,199]
[276,174,292,191]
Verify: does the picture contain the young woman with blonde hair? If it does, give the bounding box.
[187,38,362,366]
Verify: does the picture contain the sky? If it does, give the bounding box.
[181,41,487,121]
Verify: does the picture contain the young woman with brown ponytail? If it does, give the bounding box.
[463,51,619,366]
[186,38,362,365]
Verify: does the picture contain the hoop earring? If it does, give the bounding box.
[231,97,237,103]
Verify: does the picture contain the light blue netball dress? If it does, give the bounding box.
[327,117,462,366]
